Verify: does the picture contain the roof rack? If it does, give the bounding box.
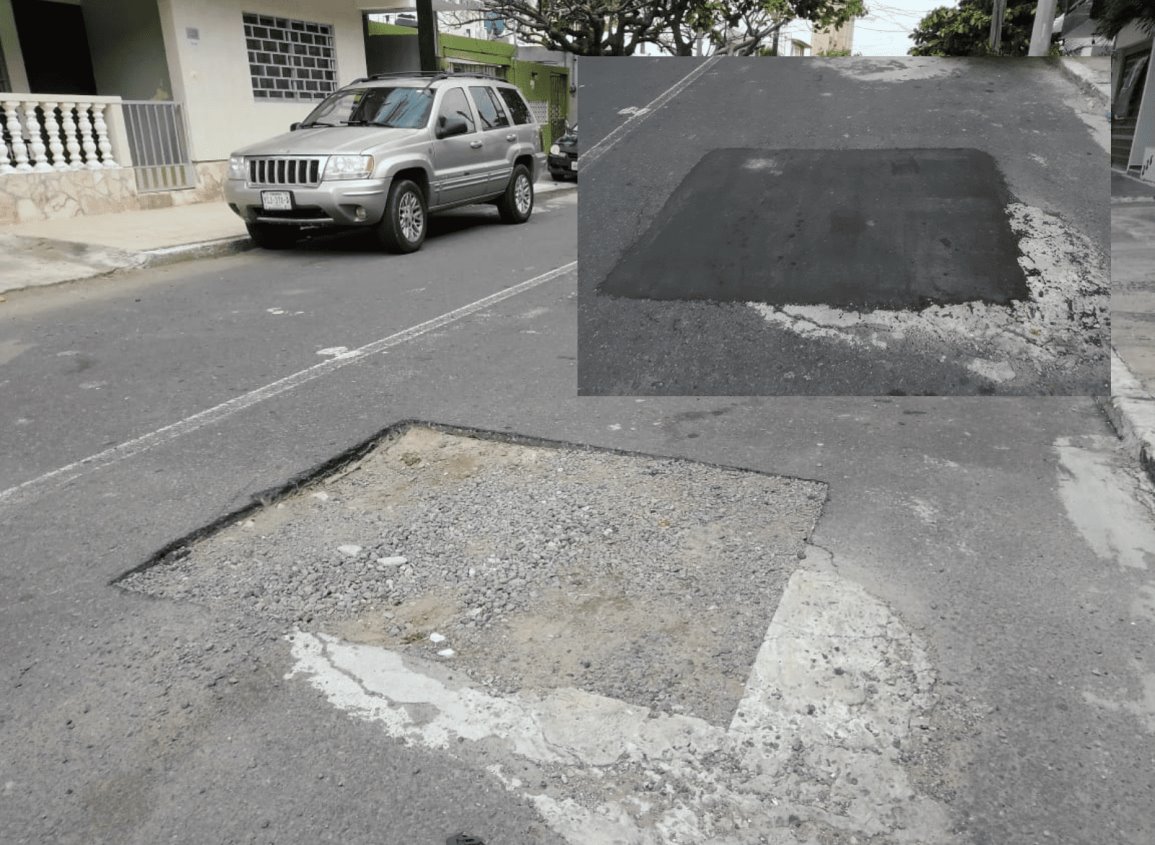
[348,70,505,87]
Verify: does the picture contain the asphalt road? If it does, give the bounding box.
[2,188,1154,844]
[578,57,1110,396]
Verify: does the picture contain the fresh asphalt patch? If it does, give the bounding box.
[115,423,966,842]
[599,147,1029,310]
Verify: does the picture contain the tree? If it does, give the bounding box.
[909,0,1040,56]
[1094,0,1155,39]
[470,0,864,56]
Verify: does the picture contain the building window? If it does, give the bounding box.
[243,12,336,101]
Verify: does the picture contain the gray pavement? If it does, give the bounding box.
[1,218,1154,842]
[0,179,575,296]
[0,56,1154,845]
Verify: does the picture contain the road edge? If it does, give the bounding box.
[1098,352,1155,485]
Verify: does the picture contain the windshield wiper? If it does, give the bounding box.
[300,121,335,128]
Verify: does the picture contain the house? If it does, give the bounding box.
[1060,0,1154,176]
[0,0,569,226]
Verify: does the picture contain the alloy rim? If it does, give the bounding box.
[399,191,423,241]
[515,174,532,215]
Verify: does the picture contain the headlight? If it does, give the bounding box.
[227,155,246,180]
[323,155,375,181]
[549,144,560,156]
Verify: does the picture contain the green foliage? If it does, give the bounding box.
[909,0,1038,57]
[479,0,865,56]
[1094,0,1155,39]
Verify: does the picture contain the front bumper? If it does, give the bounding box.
[548,153,578,175]
[224,178,389,227]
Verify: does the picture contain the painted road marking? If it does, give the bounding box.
[582,57,719,169]
[0,262,577,510]
[287,565,958,843]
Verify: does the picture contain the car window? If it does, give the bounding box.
[436,87,475,134]
[496,87,532,125]
[301,87,432,129]
[469,86,510,130]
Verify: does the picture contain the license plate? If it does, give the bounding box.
[261,191,292,211]
[570,161,578,171]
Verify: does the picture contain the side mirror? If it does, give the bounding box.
[289,122,301,131]
[436,115,469,139]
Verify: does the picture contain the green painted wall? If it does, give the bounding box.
[364,22,567,146]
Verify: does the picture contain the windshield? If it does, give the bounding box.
[300,87,433,129]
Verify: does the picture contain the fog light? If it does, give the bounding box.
[354,207,367,221]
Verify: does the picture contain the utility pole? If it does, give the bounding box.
[1028,0,1058,56]
[416,0,438,72]
[989,0,1008,53]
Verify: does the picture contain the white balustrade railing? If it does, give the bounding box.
[1,95,132,176]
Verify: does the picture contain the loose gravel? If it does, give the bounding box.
[122,426,826,726]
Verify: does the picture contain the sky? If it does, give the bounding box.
[852,1,945,56]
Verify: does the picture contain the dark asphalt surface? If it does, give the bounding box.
[578,57,1110,396]
[1,186,1153,844]
[599,147,1028,308]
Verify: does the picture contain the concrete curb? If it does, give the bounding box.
[1099,352,1155,485]
[137,235,255,268]
[0,182,575,297]
[1057,57,1110,106]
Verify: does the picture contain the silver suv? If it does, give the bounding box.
[224,72,546,253]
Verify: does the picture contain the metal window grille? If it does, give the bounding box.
[243,12,336,101]
[446,61,506,80]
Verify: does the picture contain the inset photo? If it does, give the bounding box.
[577,57,1110,396]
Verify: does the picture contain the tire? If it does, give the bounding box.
[246,222,299,250]
[497,163,534,224]
[375,179,427,254]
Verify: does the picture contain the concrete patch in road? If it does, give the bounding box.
[826,57,963,83]
[286,565,957,844]
[1054,435,1155,571]
[599,148,1027,311]
[120,424,825,725]
[118,421,958,841]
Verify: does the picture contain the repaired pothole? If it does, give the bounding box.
[599,148,1028,310]
[119,425,826,727]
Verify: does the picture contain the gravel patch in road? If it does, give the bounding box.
[121,426,826,726]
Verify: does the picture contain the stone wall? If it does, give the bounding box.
[0,160,228,224]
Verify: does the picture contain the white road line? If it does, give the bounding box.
[0,262,576,509]
[582,57,719,168]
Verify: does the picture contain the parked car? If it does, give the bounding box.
[548,124,578,181]
[224,72,546,252]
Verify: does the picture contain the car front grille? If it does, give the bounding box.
[247,157,325,187]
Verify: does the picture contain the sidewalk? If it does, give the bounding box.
[1107,168,1155,481]
[0,178,576,297]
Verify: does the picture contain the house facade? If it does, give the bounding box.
[1059,1,1154,177]
[0,0,569,225]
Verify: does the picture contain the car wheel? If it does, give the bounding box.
[376,179,427,254]
[497,163,534,224]
[246,222,299,250]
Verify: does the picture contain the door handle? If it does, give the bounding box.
[469,141,483,149]
[505,134,517,142]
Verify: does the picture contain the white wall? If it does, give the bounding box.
[157,0,367,161]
